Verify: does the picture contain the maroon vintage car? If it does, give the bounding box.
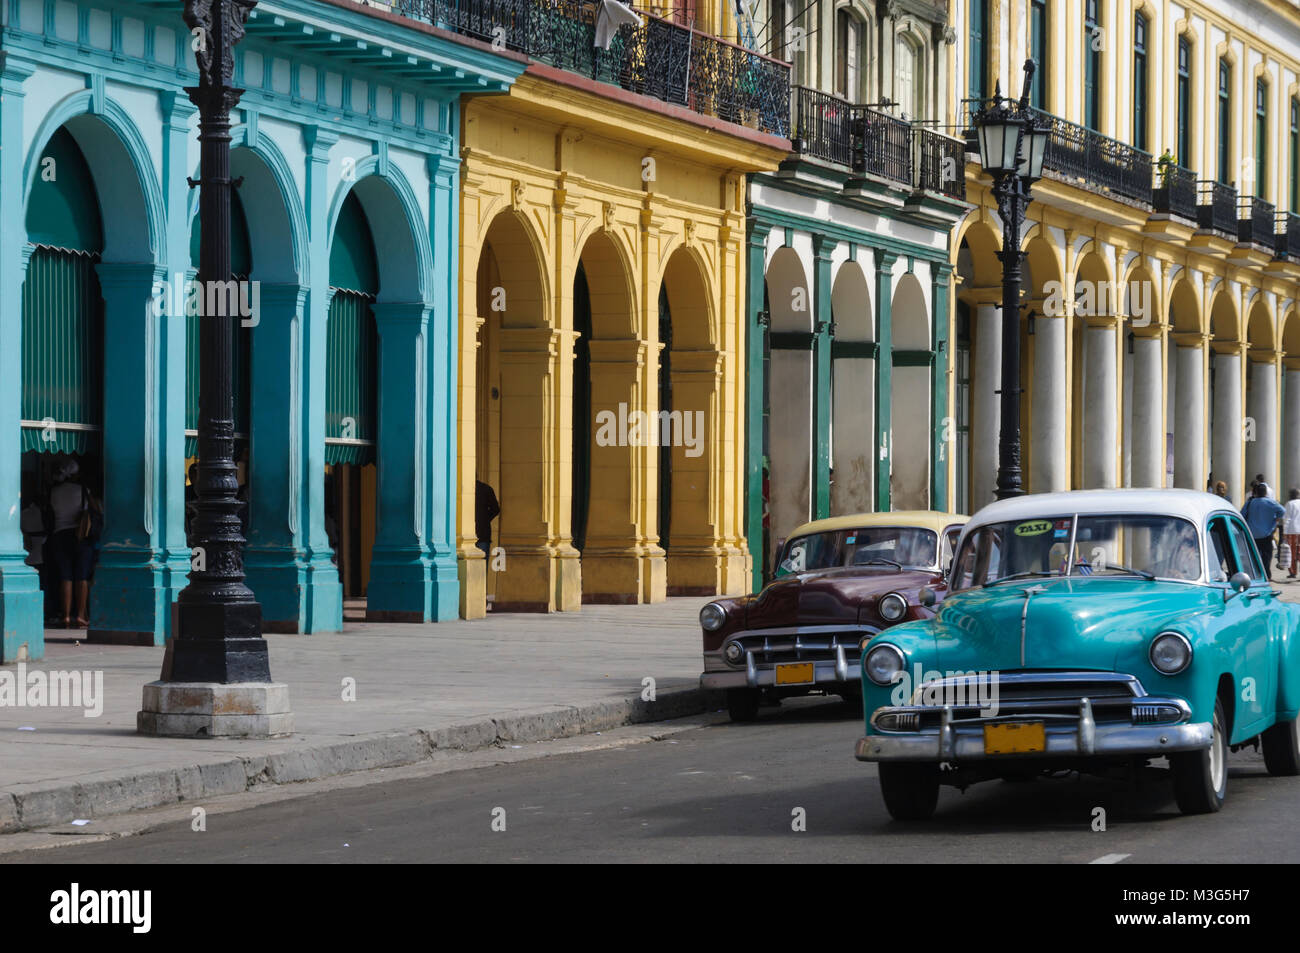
[699,511,967,721]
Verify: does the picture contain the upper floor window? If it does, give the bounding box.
[1083,0,1101,131]
[1133,13,1148,151]
[772,0,792,62]
[969,0,990,101]
[1255,79,1268,198]
[896,34,923,119]
[1177,37,1192,168]
[1290,97,1299,213]
[836,10,863,101]
[1029,0,1048,109]
[1218,58,1232,184]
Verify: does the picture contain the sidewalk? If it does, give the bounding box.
[0,598,717,833]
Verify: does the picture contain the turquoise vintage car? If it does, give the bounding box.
[855,489,1300,819]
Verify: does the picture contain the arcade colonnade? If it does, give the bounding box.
[0,0,521,661]
[955,216,1300,513]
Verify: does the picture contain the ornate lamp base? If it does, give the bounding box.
[137,681,294,738]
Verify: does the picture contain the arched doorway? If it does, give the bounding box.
[764,246,812,564]
[889,272,931,509]
[954,222,1003,510]
[1245,297,1277,494]
[324,190,379,607]
[1283,309,1300,493]
[1025,235,1066,493]
[830,260,873,515]
[1208,288,1242,503]
[1071,249,1118,489]
[1167,278,1204,489]
[20,125,105,626]
[1121,263,1163,488]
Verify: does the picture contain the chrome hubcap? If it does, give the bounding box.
[1209,711,1226,793]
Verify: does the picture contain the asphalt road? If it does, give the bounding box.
[6,697,1300,863]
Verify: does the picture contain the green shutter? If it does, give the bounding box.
[324,290,378,465]
[20,247,104,453]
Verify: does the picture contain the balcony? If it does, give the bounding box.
[792,87,965,201]
[1153,164,1197,221]
[1238,196,1277,250]
[392,0,791,137]
[1196,180,1237,235]
[1027,107,1152,205]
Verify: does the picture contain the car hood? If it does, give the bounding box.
[929,576,1222,672]
[747,567,940,628]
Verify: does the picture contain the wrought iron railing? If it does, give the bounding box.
[794,86,853,166]
[853,107,911,184]
[1197,180,1237,234]
[1238,196,1276,249]
[914,126,967,200]
[1277,211,1300,259]
[1153,164,1197,220]
[391,0,791,136]
[1026,107,1152,204]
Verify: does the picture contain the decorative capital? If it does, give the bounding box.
[184,0,258,90]
[943,25,957,46]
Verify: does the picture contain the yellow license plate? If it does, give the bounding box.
[983,722,1046,754]
[775,662,815,685]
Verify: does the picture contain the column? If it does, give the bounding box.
[1030,312,1068,492]
[1212,343,1244,504]
[1245,351,1279,496]
[931,262,952,509]
[744,220,766,591]
[87,264,178,644]
[666,349,727,595]
[874,250,897,509]
[971,299,1001,510]
[1173,334,1206,489]
[1082,318,1119,488]
[1283,361,1300,494]
[365,302,436,621]
[583,338,651,602]
[245,283,343,631]
[812,235,833,520]
[0,58,43,661]
[1130,330,1165,487]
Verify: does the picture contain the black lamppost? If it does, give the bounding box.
[971,60,1050,500]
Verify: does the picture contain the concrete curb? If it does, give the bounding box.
[0,685,724,834]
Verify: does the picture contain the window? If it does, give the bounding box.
[1177,37,1192,168]
[1255,79,1268,198]
[896,34,922,119]
[1029,0,1048,109]
[1218,58,1232,184]
[1133,13,1148,150]
[1290,98,1299,213]
[969,0,989,100]
[836,10,862,100]
[1227,517,1265,582]
[1084,0,1101,130]
[772,0,790,61]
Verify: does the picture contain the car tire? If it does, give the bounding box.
[1171,698,1228,814]
[878,763,940,821]
[1261,716,1300,776]
[726,688,760,723]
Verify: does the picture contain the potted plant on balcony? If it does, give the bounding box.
[1153,149,1177,213]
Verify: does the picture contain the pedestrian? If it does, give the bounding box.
[1285,489,1300,580]
[1213,480,1230,500]
[46,461,97,628]
[475,479,500,557]
[1255,473,1274,498]
[1242,483,1285,581]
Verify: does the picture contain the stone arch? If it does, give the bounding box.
[830,259,873,516]
[954,218,1002,289]
[1244,296,1278,492]
[889,272,930,509]
[1072,248,1119,489]
[764,245,814,551]
[1024,233,1067,492]
[1209,286,1244,502]
[326,160,430,304]
[1282,308,1300,493]
[1167,276,1205,490]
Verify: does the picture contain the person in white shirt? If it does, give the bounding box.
[1284,489,1300,580]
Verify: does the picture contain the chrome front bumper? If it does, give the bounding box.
[700,643,858,690]
[855,701,1212,762]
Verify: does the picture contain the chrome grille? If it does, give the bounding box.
[733,631,867,666]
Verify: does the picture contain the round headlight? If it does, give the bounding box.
[878,592,908,622]
[699,603,727,632]
[865,643,906,686]
[723,641,744,664]
[1149,631,1192,675]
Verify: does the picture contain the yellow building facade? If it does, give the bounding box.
[949,0,1300,513]
[455,17,789,616]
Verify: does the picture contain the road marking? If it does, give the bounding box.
[1089,853,1131,864]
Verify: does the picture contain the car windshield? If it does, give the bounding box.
[950,514,1202,590]
[776,527,939,576]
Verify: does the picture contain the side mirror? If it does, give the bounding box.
[1228,571,1252,598]
[919,587,936,608]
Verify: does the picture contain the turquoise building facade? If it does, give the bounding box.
[0,0,522,660]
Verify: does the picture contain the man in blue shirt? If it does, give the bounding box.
[1242,483,1285,580]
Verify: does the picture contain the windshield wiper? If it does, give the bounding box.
[858,558,902,569]
[984,570,1059,588]
[1096,562,1156,580]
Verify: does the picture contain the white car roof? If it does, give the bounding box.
[965,488,1240,532]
